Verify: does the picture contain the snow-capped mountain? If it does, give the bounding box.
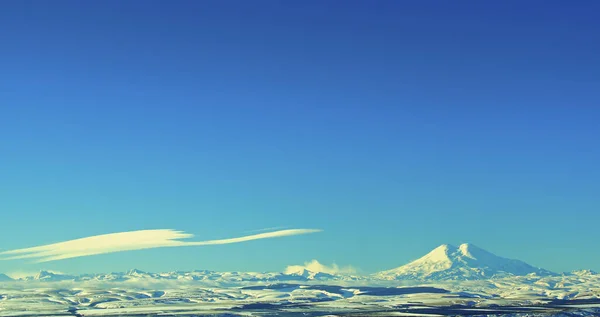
[282,268,336,280]
[0,273,13,282]
[20,270,76,282]
[376,243,555,280]
[125,268,156,278]
[571,269,598,276]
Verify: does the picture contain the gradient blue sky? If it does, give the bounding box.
[1,0,599,276]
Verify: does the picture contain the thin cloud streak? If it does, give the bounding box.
[243,226,288,234]
[0,229,321,263]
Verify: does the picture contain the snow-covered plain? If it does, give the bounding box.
[1,244,599,316]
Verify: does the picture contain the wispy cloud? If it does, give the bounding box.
[0,229,321,263]
[285,259,357,275]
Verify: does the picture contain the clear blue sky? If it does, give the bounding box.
[1,0,599,275]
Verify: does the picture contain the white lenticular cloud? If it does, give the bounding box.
[285,259,357,275]
[0,229,322,263]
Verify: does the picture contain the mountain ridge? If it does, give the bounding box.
[0,269,352,283]
[0,273,13,282]
[1,244,591,283]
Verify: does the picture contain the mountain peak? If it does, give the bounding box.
[433,243,455,253]
[36,270,56,279]
[572,269,598,276]
[0,273,13,282]
[457,243,491,259]
[376,243,555,281]
[424,244,455,260]
[31,270,74,281]
[458,243,473,251]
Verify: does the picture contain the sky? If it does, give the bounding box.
[0,0,599,276]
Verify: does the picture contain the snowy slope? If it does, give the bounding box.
[20,270,76,282]
[0,274,599,317]
[280,268,342,280]
[376,243,555,280]
[572,269,598,276]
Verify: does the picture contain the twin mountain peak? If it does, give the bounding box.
[376,243,556,280]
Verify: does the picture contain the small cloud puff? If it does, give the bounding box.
[285,259,357,275]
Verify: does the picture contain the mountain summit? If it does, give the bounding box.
[376,243,555,280]
[0,273,13,282]
[24,270,76,282]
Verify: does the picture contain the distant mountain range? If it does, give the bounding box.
[3,269,359,283]
[1,244,595,283]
